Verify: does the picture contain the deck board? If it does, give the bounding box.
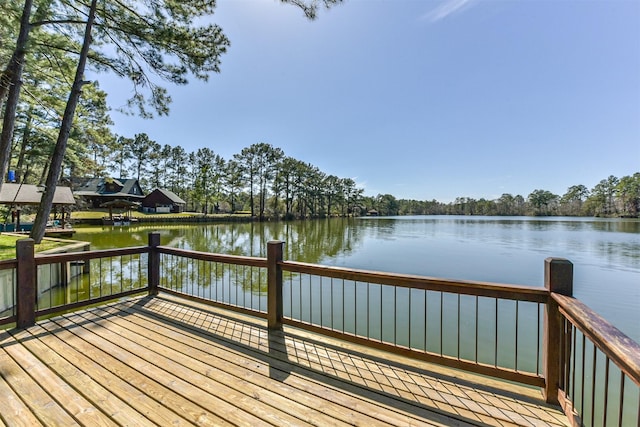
[9,325,169,427]
[108,299,464,426]
[0,334,79,426]
[84,306,362,427]
[0,294,571,427]
[0,349,43,427]
[92,303,429,427]
[1,331,116,427]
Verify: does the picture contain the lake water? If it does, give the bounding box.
[72,215,640,343]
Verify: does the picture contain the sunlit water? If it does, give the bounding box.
[72,216,640,343]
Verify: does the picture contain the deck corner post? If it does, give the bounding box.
[543,257,573,405]
[16,238,36,328]
[267,240,284,330]
[148,232,161,296]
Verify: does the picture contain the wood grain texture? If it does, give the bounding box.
[554,293,640,387]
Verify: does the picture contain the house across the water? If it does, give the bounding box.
[74,177,145,208]
[142,188,186,213]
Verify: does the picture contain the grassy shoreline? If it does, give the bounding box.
[0,234,71,259]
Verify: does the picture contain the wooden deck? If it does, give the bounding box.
[0,294,571,427]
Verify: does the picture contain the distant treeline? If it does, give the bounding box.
[369,173,640,218]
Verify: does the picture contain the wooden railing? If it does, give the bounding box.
[2,233,638,426]
[554,294,640,426]
[1,238,150,328]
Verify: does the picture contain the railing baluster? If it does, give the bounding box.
[424,290,428,353]
[580,333,586,419]
[299,272,303,321]
[572,327,577,405]
[309,274,312,325]
[475,295,479,364]
[235,262,239,306]
[320,276,324,329]
[618,373,625,427]
[353,281,358,335]
[456,293,460,360]
[289,273,293,320]
[440,292,444,356]
[380,285,384,342]
[366,282,370,340]
[206,261,215,309]
[49,263,54,309]
[515,300,519,371]
[393,285,397,346]
[215,262,224,301]
[119,255,124,293]
[603,357,610,426]
[408,288,412,349]
[537,302,542,376]
[109,256,113,295]
[12,268,16,318]
[590,342,597,427]
[99,258,102,297]
[494,297,498,367]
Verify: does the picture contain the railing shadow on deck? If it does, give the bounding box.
[1,232,638,427]
[97,294,567,426]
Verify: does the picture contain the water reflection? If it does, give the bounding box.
[72,215,640,341]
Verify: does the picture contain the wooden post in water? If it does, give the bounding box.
[543,257,573,404]
[267,241,284,330]
[16,239,36,328]
[148,232,160,296]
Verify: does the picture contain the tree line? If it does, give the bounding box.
[365,173,640,218]
[87,133,640,219]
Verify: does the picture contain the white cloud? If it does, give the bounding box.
[422,0,476,23]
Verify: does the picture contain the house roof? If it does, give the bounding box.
[0,183,75,205]
[74,177,144,199]
[146,188,187,205]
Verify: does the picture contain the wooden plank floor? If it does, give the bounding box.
[0,294,570,426]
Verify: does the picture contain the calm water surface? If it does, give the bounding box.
[73,215,640,342]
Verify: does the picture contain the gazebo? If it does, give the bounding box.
[100,199,140,225]
[0,183,75,231]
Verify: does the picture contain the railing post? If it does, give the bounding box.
[148,232,160,296]
[267,240,284,330]
[543,257,573,404]
[16,239,36,328]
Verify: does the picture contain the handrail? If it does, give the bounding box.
[34,246,149,265]
[554,292,640,387]
[0,259,18,270]
[281,260,549,303]
[12,239,150,326]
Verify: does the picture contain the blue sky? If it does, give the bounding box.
[98,0,640,202]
